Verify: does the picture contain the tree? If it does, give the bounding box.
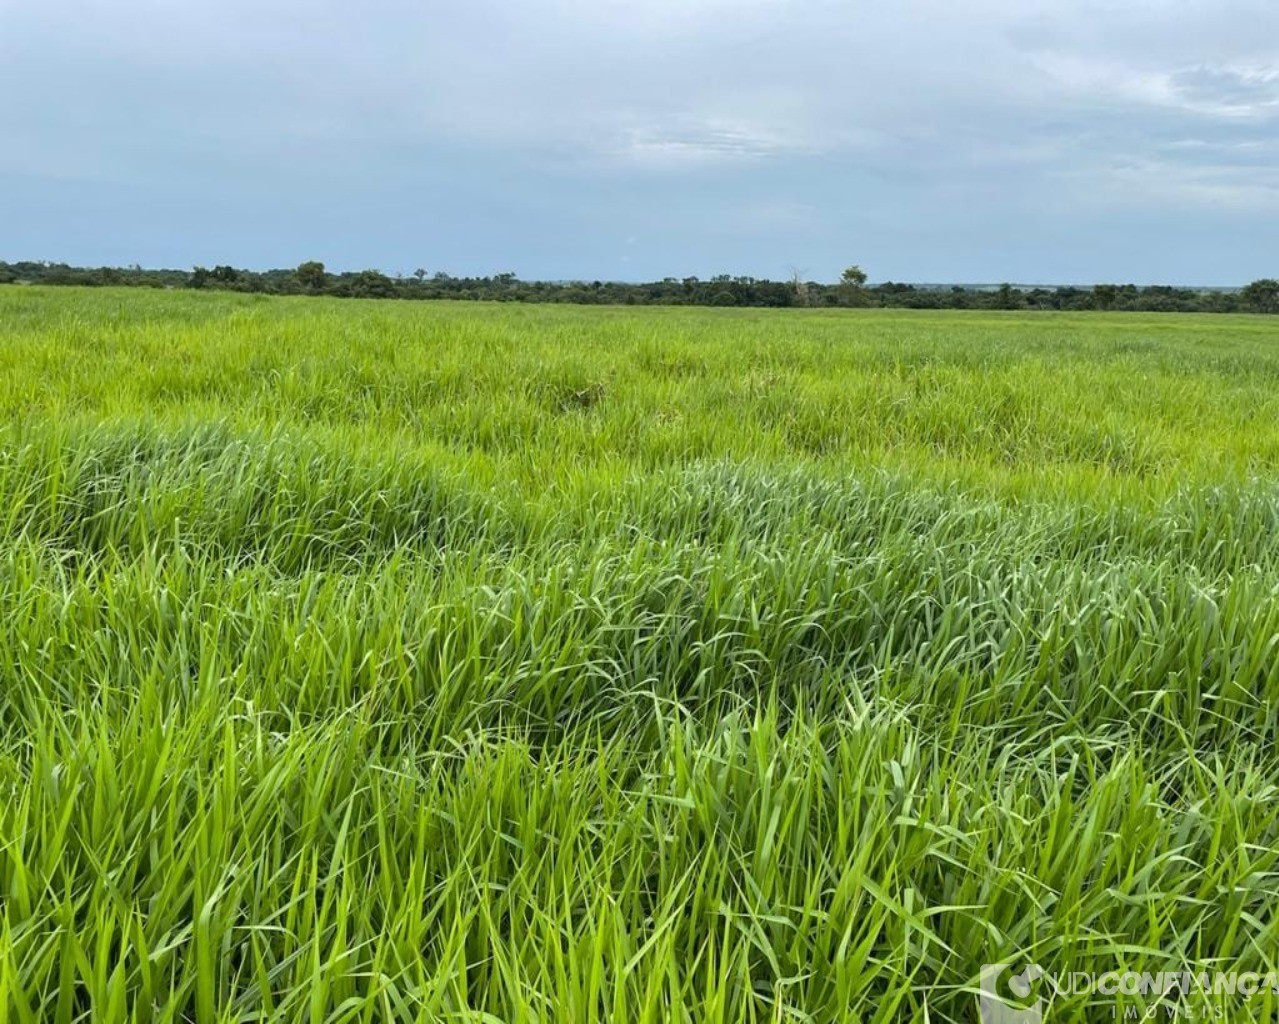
[1093,284,1118,310]
[349,269,396,298]
[1242,279,1279,313]
[295,261,328,293]
[788,266,810,307]
[839,265,868,306]
[995,283,1020,310]
[840,265,868,288]
[413,268,428,282]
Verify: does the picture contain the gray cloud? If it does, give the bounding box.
[1169,65,1279,115]
[1,0,1276,281]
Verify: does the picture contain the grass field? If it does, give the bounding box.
[2,286,1279,1022]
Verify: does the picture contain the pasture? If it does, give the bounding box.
[2,287,1278,1022]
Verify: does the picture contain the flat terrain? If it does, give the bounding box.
[2,287,1278,1022]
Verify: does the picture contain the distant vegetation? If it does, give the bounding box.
[3,258,1277,313]
[3,288,1279,1020]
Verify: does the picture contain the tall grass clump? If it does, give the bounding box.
[1,286,1278,1021]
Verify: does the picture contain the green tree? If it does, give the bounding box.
[839,265,868,306]
[840,265,868,288]
[995,283,1021,310]
[295,261,328,293]
[1242,279,1279,313]
[349,269,396,298]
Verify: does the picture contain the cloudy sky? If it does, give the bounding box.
[2,0,1276,283]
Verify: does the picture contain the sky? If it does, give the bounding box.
[1,0,1277,284]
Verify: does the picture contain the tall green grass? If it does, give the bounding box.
[1,287,1278,1021]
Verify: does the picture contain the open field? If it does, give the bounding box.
[2,286,1279,1022]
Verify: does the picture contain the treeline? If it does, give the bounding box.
[3,259,1278,313]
